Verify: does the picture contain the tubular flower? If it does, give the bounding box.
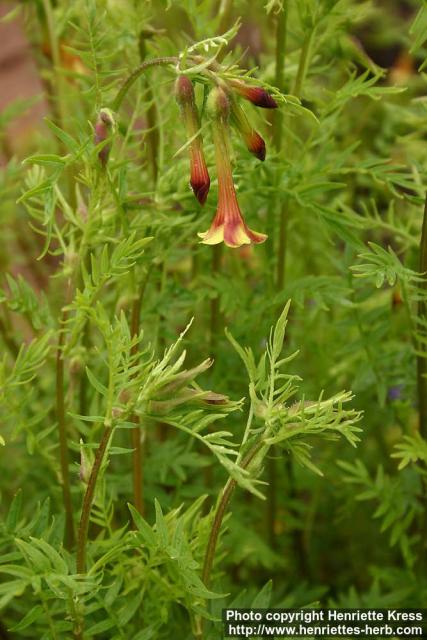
[230,98,266,161]
[175,76,210,205]
[229,79,278,109]
[198,87,267,249]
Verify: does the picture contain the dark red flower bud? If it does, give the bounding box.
[175,76,210,205]
[230,80,278,109]
[94,108,115,167]
[230,99,266,161]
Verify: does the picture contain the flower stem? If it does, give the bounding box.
[111,57,177,112]
[76,427,112,573]
[56,305,75,549]
[417,193,427,436]
[210,245,223,356]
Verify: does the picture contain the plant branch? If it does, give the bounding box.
[130,270,151,515]
[196,439,264,639]
[111,57,178,112]
[201,440,264,587]
[292,29,314,98]
[76,426,112,573]
[56,304,75,549]
[41,0,76,209]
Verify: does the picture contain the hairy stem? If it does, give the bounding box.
[76,427,112,573]
[111,57,178,112]
[56,305,75,548]
[417,194,427,436]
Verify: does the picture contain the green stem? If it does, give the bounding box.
[76,427,112,573]
[210,245,222,356]
[196,440,264,639]
[417,193,427,436]
[129,271,151,515]
[56,305,75,549]
[292,29,314,98]
[144,85,160,184]
[111,57,177,112]
[41,0,65,124]
[79,322,90,416]
[272,19,314,567]
[276,207,289,291]
[276,24,313,293]
[274,7,289,288]
[201,440,264,588]
[268,4,289,551]
[218,0,234,37]
[42,0,76,209]
[41,596,58,640]
[272,6,288,150]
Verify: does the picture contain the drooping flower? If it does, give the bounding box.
[175,76,210,205]
[198,87,267,249]
[229,79,278,109]
[230,98,266,161]
[94,108,115,167]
